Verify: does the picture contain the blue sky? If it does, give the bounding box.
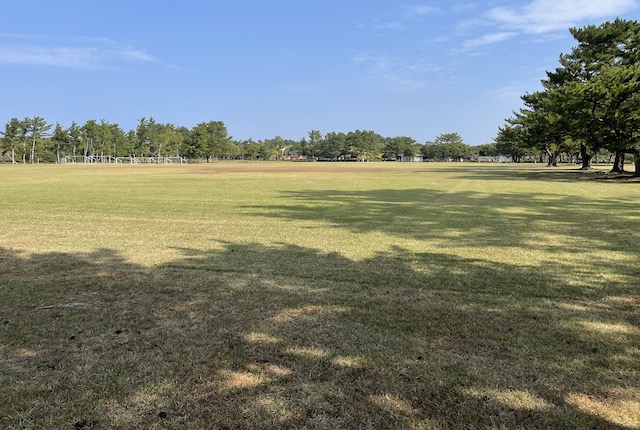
[1,0,638,145]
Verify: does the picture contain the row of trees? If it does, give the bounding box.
[496,19,640,175]
[234,131,474,162]
[0,117,226,164]
[1,115,477,163]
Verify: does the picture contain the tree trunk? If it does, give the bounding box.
[30,138,36,164]
[579,144,592,170]
[633,148,640,177]
[611,151,625,173]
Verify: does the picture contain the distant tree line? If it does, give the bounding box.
[1,115,483,163]
[495,19,640,175]
[0,117,234,164]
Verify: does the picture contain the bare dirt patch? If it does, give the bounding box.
[186,162,388,175]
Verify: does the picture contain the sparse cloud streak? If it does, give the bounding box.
[0,35,158,69]
[372,4,440,32]
[460,0,638,53]
[463,32,518,49]
[351,52,446,90]
[402,4,441,18]
[487,0,638,34]
[375,21,408,30]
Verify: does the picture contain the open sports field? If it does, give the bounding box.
[0,162,638,429]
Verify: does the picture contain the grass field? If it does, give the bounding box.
[0,162,638,429]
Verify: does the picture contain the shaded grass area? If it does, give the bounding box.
[1,245,638,429]
[244,186,640,254]
[0,163,639,429]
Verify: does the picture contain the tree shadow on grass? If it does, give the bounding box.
[415,165,636,183]
[1,244,638,429]
[244,188,640,261]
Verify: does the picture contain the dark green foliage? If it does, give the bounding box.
[499,19,640,173]
[475,142,498,157]
[0,118,24,163]
[190,121,234,161]
[383,136,420,160]
[423,132,472,161]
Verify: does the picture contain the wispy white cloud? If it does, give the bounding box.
[452,3,480,13]
[459,0,638,52]
[117,47,156,63]
[462,31,518,49]
[402,5,441,18]
[0,35,158,69]
[0,46,97,69]
[375,21,408,30]
[487,0,638,34]
[371,4,440,31]
[423,35,453,47]
[351,52,447,90]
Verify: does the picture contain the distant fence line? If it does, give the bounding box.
[62,156,188,164]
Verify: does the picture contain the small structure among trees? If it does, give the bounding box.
[478,155,511,163]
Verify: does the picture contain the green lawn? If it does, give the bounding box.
[1,162,638,429]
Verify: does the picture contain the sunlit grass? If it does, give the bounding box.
[0,162,638,429]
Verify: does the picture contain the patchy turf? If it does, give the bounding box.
[0,162,638,429]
